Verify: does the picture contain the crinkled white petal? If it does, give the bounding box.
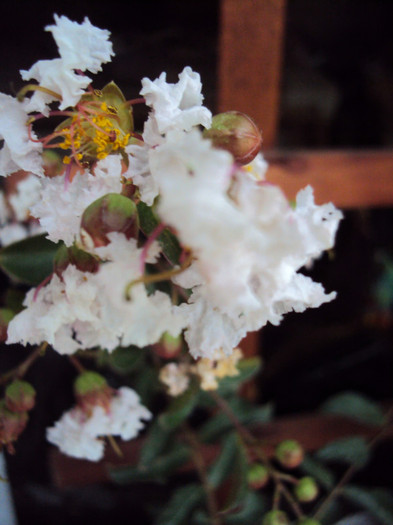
[141,67,212,136]
[125,142,158,205]
[31,155,123,245]
[21,59,91,113]
[0,94,43,177]
[46,15,113,73]
[46,387,151,461]
[9,174,41,221]
[20,15,113,113]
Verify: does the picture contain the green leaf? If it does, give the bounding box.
[341,485,393,525]
[301,454,336,490]
[109,445,190,484]
[137,201,182,265]
[208,433,238,489]
[316,437,370,469]
[0,234,58,285]
[217,357,262,395]
[199,399,273,442]
[159,380,200,430]
[221,435,248,513]
[109,346,145,374]
[139,419,174,467]
[224,491,268,524]
[134,366,160,406]
[156,483,203,525]
[321,391,386,426]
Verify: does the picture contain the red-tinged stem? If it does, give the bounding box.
[139,222,166,273]
[64,162,73,190]
[125,97,146,106]
[33,273,53,302]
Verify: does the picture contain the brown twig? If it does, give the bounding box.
[0,341,48,386]
[183,425,222,525]
[314,405,393,520]
[209,391,305,520]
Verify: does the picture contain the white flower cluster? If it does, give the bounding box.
[0,15,342,459]
[47,387,151,461]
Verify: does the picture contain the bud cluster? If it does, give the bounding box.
[0,380,36,453]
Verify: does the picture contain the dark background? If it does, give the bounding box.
[1,1,393,523]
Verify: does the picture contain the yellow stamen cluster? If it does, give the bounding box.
[58,102,130,164]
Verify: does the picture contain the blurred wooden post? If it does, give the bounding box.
[218,0,286,149]
[218,0,286,358]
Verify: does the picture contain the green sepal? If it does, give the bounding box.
[108,346,145,374]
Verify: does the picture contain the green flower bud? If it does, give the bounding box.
[203,111,262,165]
[152,332,183,358]
[53,243,100,277]
[0,401,28,454]
[80,193,139,249]
[275,440,304,469]
[74,371,113,414]
[5,380,36,412]
[262,510,289,525]
[247,462,269,489]
[297,519,321,525]
[294,477,319,503]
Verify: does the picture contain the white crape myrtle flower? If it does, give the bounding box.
[7,234,186,353]
[125,67,212,205]
[140,67,212,137]
[159,363,190,397]
[150,129,342,358]
[47,387,151,461]
[31,155,123,246]
[0,94,43,177]
[9,174,42,221]
[20,14,114,114]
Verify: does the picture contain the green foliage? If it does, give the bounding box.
[300,455,336,491]
[199,398,273,442]
[155,484,204,525]
[139,419,175,467]
[316,437,370,469]
[341,485,393,525]
[137,201,182,265]
[208,432,238,489]
[220,435,249,514]
[0,234,58,285]
[109,445,190,484]
[321,392,386,426]
[217,356,262,395]
[159,379,200,430]
[108,346,145,374]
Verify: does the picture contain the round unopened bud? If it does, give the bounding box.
[297,519,321,525]
[80,193,139,249]
[247,462,269,489]
[275,440,304,469]
[0,401,28,453]
[53,244,100,277]
[5,380,36,412]
[294,477,319,503]
[152,332,183,359]
[262,510,289,525]
[74,371,113,414]
[203,111,262,165]
[0,308,15,343]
